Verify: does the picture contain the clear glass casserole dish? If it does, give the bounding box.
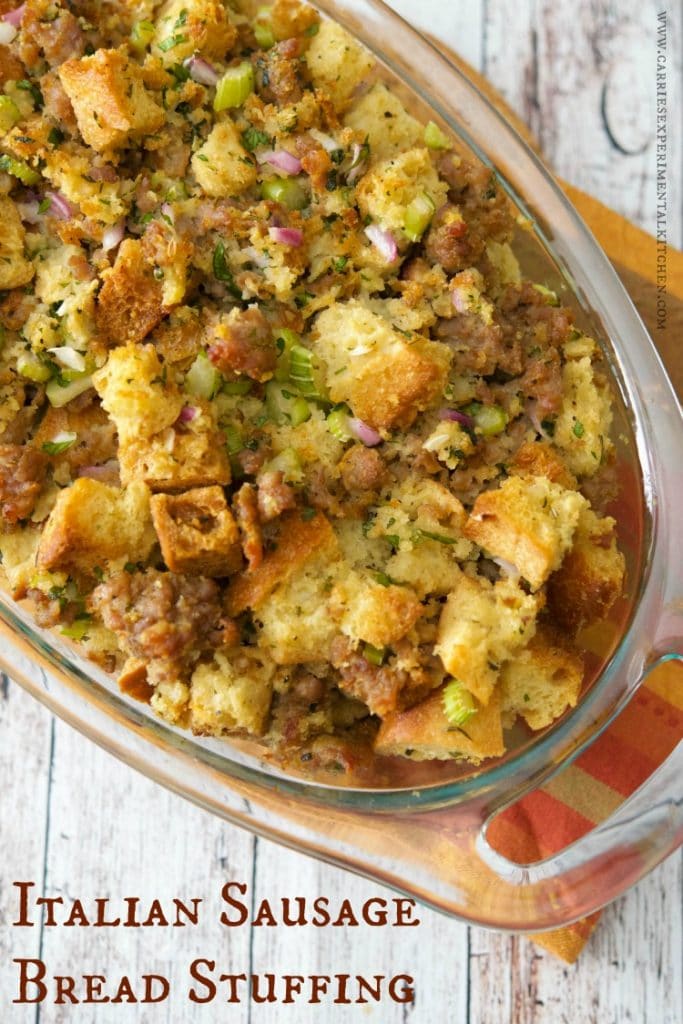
[1,0,681,932]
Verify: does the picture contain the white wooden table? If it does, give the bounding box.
[1,3,681,1021]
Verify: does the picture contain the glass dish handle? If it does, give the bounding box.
[465,652,683,930]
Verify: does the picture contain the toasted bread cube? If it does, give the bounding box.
[465,475,588,590]
[553,356,613,477]
[118,657,155,704]
[257,549,340,664]
[500,628,584,730]
[357,148,448,239]
[435,575,541,705]
[305,19,373,110]
[269,0,319,39]
[375,687,505,763]
[59,49,164,152]
[153,0,237,65]
[329,571,422,648]
[36,479,156,574]
[0,528,41,598]
[93,342,184,443]
[118,400,231,491]
[226,511,337,616]
[344,83,423,161]
[151,680,191,726]
[191,121,257,198]
[190,649,274,736]
[95,239,166,346]
[42,144,127,225]
[510,440,577,490]
[0,198,34,290]
[547,508,625,633]
[314,301,450,431]
[151,486,242,577]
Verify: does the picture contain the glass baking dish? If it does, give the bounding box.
[1,0,681,932]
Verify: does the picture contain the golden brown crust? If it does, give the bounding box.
[374,686,505,762]
[510,440,577,490]
[151,486,243,577]
[226,510,337,616]
[547,510,625,633]
[96,239,165,347]
[348,343,450,432]
[118,657,154,704]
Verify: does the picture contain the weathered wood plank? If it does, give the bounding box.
[0,678,51,1010]
[249,836,470,1023]
[36,714,255,1024]
[386,0,485,71]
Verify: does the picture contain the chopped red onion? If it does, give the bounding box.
[492,556,520,579]
[48,346,86,372]
[364,224,397,264]
[78,461,119,483]
[349,417,382,447]
[2,4,25,28]
[347,143,368,185]
[178,405,198,423]
[102,221,125,252]
[184,55,219,87]
[89,164,118,183]
[17,200,41,224]
[45,190,73,220]
[268,226,303,247]
[439,408,475,429]
[257,149,302,175]
[527,401,552,440]
[161,201,175,225]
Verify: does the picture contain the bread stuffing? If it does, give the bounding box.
[0,0,625,781]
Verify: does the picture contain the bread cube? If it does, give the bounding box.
[151,680,191,726]
[59,49,165,152]
[510,440,576,490]
[306,19,373,110]
[118,657,155,704]
[192,122,257,199]
[256,550,340,664]
[36,479,156,574]
[547,508,625,633]
[43,145,128,225]
[96,240,167,346]
[500,628,584,730]
[329,570,422,649]
[226,511,337,616]
[357,148,448,239]
[374,686,505,763]
[313,300,451,430]
[151,486,242,577]
[118,400,231,491]
[153,0,237,65]
[553,356,613,477]
[93,342,184,444]
[190,649,275,736]
[435,575,541,705]
[344,83,423,161]
[0,198,34,290]
[0,527,40,598]
[464,475,588,590]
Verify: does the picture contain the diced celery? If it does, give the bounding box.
[265,381,296,424]
[274,328,300,382]
[289,344,325,399]
[224,423,244,456]
[41,431,77,456]
[264,446,303,484]
[532,283,560,307]
[464,402,508,436]
[0,97,21,134]
[214,62,254,111]
[222,379,252,396]
[46,375,93,408]
[0,153,40,186]
[254,9,275,49]
[17,352,52,383]
[442,679,477,727]
[184,350,221,400]
[327,405,352,442]
[131,20,155,52]
[424,120,451,150]
[61,617,91,642]
[290,397,311,427]
[260,176,308,210]
[404,191,435,242]
[363,643,386,667]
